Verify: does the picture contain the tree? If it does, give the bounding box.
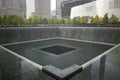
[49,18,57,24]
[2,15,8,24]
[103,13,109,24]
[31,17,40,24]
[61,19,65,24]
[91,15,104,24]
[0,15,25,25]
[90,17,94,23]
[0,16,2,24]
[38,18,43,24]
[109,15,119,23]
[27,17,33,24]
[66,18,72,24]
[9,15,19,25]
[80,16,88,24]
[72,17,81,25]
[42,18,48,24]
[99,17,103,24]
[17,16,25,25]
[91,15,100,24]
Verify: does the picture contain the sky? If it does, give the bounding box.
[26,0,56,18]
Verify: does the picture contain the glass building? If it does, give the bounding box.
[56,0,62,18]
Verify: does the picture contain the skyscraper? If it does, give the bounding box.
[0,0,26,18]
[56,0,62,18]
[34,0,51,18]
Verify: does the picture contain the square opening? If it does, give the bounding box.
[39,45,76,55]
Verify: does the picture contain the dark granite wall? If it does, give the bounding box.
[58,27,120,44]
[0,27,120,44]
[0,27,59,44]
[103,45,120,80]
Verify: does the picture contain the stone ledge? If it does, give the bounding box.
[42,64,83,80]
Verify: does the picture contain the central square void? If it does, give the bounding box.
[39,45,76,55]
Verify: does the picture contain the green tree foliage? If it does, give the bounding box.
[61,19,65,24]
[66,18,72,24]
[26,17,33,24]
[72,17,81,25]
[0,14,120,26]
[103,13,109,24]
[91,15,100,24]
[57,19,61,24]
[0,15,24,25]
[91,15,102,24]
[90,17,94,23]
[80,16,88,24]
[26,17,42,24]
[49,18,57,24]
[26,17,49,24]
[15,15,25,25]
[48,18,65,24]
[109,15,119,23]
[42,18,48,24]
[2,15,7,24]
[32,17,40,24]
[0,16,2,24]
[39,18,44,24]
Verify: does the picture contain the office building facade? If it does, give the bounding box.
[34,0,51,18]
[0,0,26,18]
[56,0,62,18]
[71,1,97,18]
[71,0,120,19]
[0,0,2,6]
[61,0,96,18]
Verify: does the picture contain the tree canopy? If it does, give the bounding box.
[0,14,119,26]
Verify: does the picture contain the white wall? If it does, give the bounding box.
[71,0,120,19]
[71,1,97,18]
[26,0,35,19]
[96,0,109,17]
[97,0,120,18]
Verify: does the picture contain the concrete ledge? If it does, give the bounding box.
[42,64,83,80]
